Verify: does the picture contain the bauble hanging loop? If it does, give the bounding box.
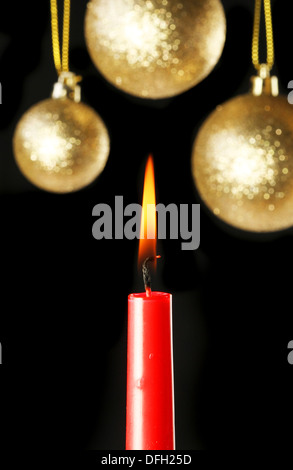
[250,63,278,97]
[84,0,226,99]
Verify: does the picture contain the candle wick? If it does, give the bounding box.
[142,255,161,296]
[146,286,151,298]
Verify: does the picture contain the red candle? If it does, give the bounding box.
[126,156,175,450]
[126,291,175,450]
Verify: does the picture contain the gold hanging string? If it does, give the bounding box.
[252,0,274,71]
[50,0,71,75]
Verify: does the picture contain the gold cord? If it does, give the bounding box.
[50,0,71,75]
[252,0,274,71]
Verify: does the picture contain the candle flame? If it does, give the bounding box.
[138,155,157,270]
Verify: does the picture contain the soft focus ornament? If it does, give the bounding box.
[13,0,110,193]
[191,82,293,232]
[13,73,110,193]
[191,0,293,232]
[84,0,226,99]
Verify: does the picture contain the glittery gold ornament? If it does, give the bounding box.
[191,89,293,232]
[13,82,110,193]
[84,0,226,99]
[192,0,293,233]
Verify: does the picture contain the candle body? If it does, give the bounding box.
[126,292,175,450]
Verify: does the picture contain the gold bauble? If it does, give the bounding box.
[84,0,226,99]
[192,93,293,232]
[13,98,110,193]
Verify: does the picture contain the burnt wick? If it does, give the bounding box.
[142,255,161,297]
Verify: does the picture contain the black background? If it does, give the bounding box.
[0,0,292,451]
